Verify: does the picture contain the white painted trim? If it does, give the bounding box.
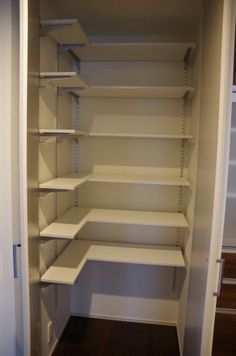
[176,324,183,356]
[19,0,30,355]
[200,1,236,355]
[71,312,177,327]
[0,0,16,354]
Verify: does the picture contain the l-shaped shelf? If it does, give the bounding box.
[40,240,186,285]
[39,166,191,192]
[40,207,188,239]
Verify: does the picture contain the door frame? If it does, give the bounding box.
[201,0,236,354]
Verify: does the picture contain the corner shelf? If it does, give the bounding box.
[40,240,185,285]
[40,19,89,45]
[39,166,191,192]
[39,207,189,239]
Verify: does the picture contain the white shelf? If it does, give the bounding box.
[88,132,192,139]
[40,207,188,239]
[73,42,195,62]
[40,207,90,239]
[40,19,89,45]
[41,240,185,285]
[39,128,192,140]
[39,167,190,191]
[39,72,194,98]
[40,72,87,88]
[39,173,90,191]
[74,86,194,99]
[39,129,87,137]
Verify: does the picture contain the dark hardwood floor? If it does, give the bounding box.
[53,316,180,356]
[212,313,236,356]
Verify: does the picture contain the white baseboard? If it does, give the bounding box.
[48,314,70,356]
[49,340,59,356]
[71,311,177,327]
[176,324,183,356]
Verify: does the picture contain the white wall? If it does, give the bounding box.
[70,58,194,327]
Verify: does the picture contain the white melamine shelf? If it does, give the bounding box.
[73,86,194,99]
[39,128,192,140]
[73,42,195,62]
[39,173,90,191]
[87,132,193,139]
[39,167,190,191]
[39,207,188,239]
[40,19,89,45]
[39,129,87,137]
[40,240,185,284]
[40,72,87,88]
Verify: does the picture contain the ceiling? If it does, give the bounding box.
[42,0,202,37]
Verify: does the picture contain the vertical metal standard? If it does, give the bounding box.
[74,59,81,207]
[172,64,188,291]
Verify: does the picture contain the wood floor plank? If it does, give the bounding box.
[53,316,180,356]
[212,313,236,356]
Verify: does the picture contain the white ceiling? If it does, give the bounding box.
[43,0,202,37]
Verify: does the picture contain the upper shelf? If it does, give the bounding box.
[39,166,191,191]
[72,42,196,62]
[39,206,189,239]
[40,19,195,62]
[40,19,90,45]
[40,240,185,285]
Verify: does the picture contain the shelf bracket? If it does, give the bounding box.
[58,46,82,71]
[183,47,193,70]
[58,87,81,98]
[182,90,192,101]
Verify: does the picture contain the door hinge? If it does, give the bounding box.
[213,258,225,297]
[13,243,22,279]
